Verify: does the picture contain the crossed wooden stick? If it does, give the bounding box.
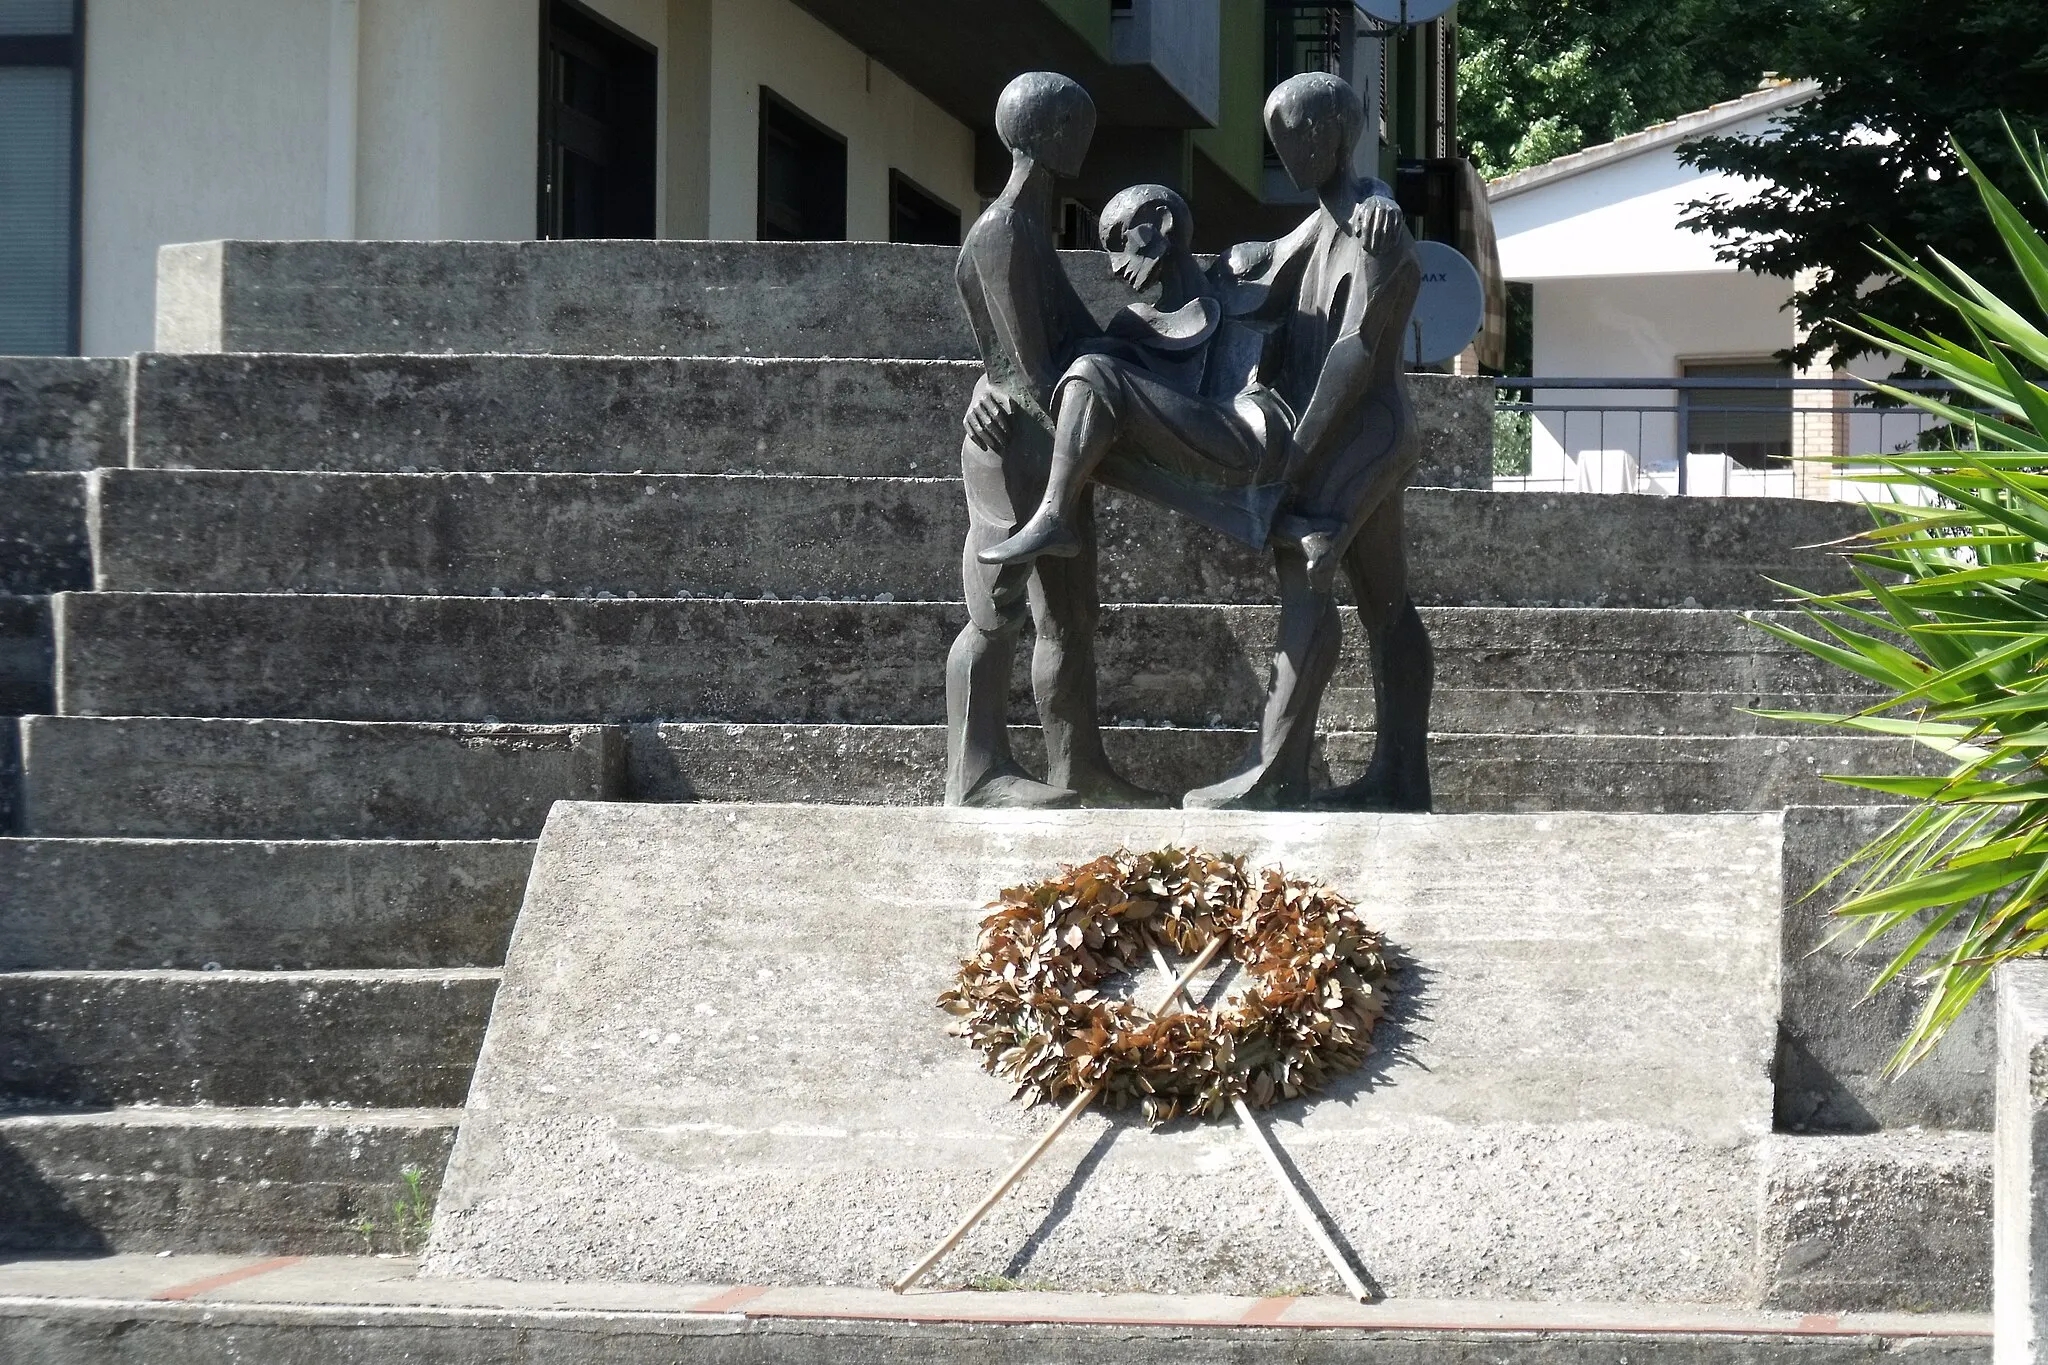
[894,931,1371,1301]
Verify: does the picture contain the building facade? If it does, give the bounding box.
[0,0,1466,359]
[1488,80,1933,499]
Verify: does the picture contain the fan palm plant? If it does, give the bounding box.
[1760,120,2048,1071]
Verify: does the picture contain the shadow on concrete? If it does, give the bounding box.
[1773,1028,1880,1134]
[992,945,1425,1294]
[1000,1122,1124,1282]
[0,1128,111,1259]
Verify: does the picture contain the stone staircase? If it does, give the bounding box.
[0,242,1985,1312]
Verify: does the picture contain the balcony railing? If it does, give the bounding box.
[1490,376,1971,499]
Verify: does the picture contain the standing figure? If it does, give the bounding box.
[944,71,1157,809]
[979,72,1435,811]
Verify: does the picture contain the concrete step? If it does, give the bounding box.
[0,1107,458,1254]
[53,594,1881,734]
[627,721,1925,812]
[0,1255,1994,1361]
[129,353,1493,491]
[0,357,129,473]
[1,473,89,595]
[93,469,1862,610]
[16,715,623,839]
[13,717,1925,835]
[0,969,496,1108]
[156,240,1139,359]
[0,838,530,970]
[1761,1131,1988,1312]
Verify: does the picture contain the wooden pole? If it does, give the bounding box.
[1147,939,1373,1304]
[891,932,1227,1294]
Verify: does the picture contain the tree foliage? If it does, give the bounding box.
[1456,0,1768,181]
[1679,2,2048,369]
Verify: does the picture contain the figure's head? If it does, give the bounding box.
[1263,72,1364,191]
[995,72,1096,178]
[1099,183,1192,293]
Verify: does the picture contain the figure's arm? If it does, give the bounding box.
[982,232,1074,407]
[1290,228,1421,465]
[1207,214,1318,319]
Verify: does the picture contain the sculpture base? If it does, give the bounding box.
[425,804,1780,1303]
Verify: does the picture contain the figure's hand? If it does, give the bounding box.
[1349,195,1405,254]
[964,389,1015,452]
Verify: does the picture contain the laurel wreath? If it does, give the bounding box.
[940,847,1395,1125]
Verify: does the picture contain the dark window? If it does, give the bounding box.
[758,90,846,241]
[0,0,83,355]
[888,170,959,246]
[1683,360,1793,468]
[538,0,657,240]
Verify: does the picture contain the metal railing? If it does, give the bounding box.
[1490,376,1966,498]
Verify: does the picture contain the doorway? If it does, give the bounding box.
[538,0,657,240]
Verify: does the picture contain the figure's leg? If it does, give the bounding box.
[1027,489,1165,807]
[979,368,1119,565]
[1183,543,1342,810]
[1315,493,1433,811]
[947,492,1078,809]
[981,356,1271,566]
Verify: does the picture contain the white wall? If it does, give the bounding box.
[77,0,976,354]
[355,0,537,242]
[80,0,334,355]
[703,0,977,241]
[1491,107,1786,281]
[1525,272,1793,488]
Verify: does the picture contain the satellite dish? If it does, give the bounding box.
[1356,0,1456,25]
[1405,240,1484,366]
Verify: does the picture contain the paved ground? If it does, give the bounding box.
[0,1254,1993,1338]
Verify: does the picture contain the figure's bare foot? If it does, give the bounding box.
[1181,764,1304,810]
[1065,767,1172,809]
[976,513,1084,565]
[957,769,1082,809]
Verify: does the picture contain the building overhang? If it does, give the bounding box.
[789,0,1214,130]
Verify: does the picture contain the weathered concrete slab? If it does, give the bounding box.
[1762,1132,1990,1313]
[131,353,981,477]
[1997,962,2048,1362]
[93,470,1860,608]
[52,594,1878,734]
[429,803,1780,1302]
[0,969,496,1108]
[18,715,623,839]
[129,352,1490,489]
[0,838,530,970]
[0,473,89,595]
[0,1107,458,1254]
[0,1255,1995,1365]
[626,722,1929,812]
[1778,807,1995,1135]
[156,240,1123,358]
[0,358,129,473]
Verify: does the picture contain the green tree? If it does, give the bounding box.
[1679,1,2048,368]
[1456,0,1768,181]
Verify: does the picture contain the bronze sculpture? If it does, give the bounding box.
[945,70,1434,812]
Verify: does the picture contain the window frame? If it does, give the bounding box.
[0,0,85,355]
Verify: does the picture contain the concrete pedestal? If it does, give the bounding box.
[425,803,1782,1302]
[1998,963,2048,1362]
